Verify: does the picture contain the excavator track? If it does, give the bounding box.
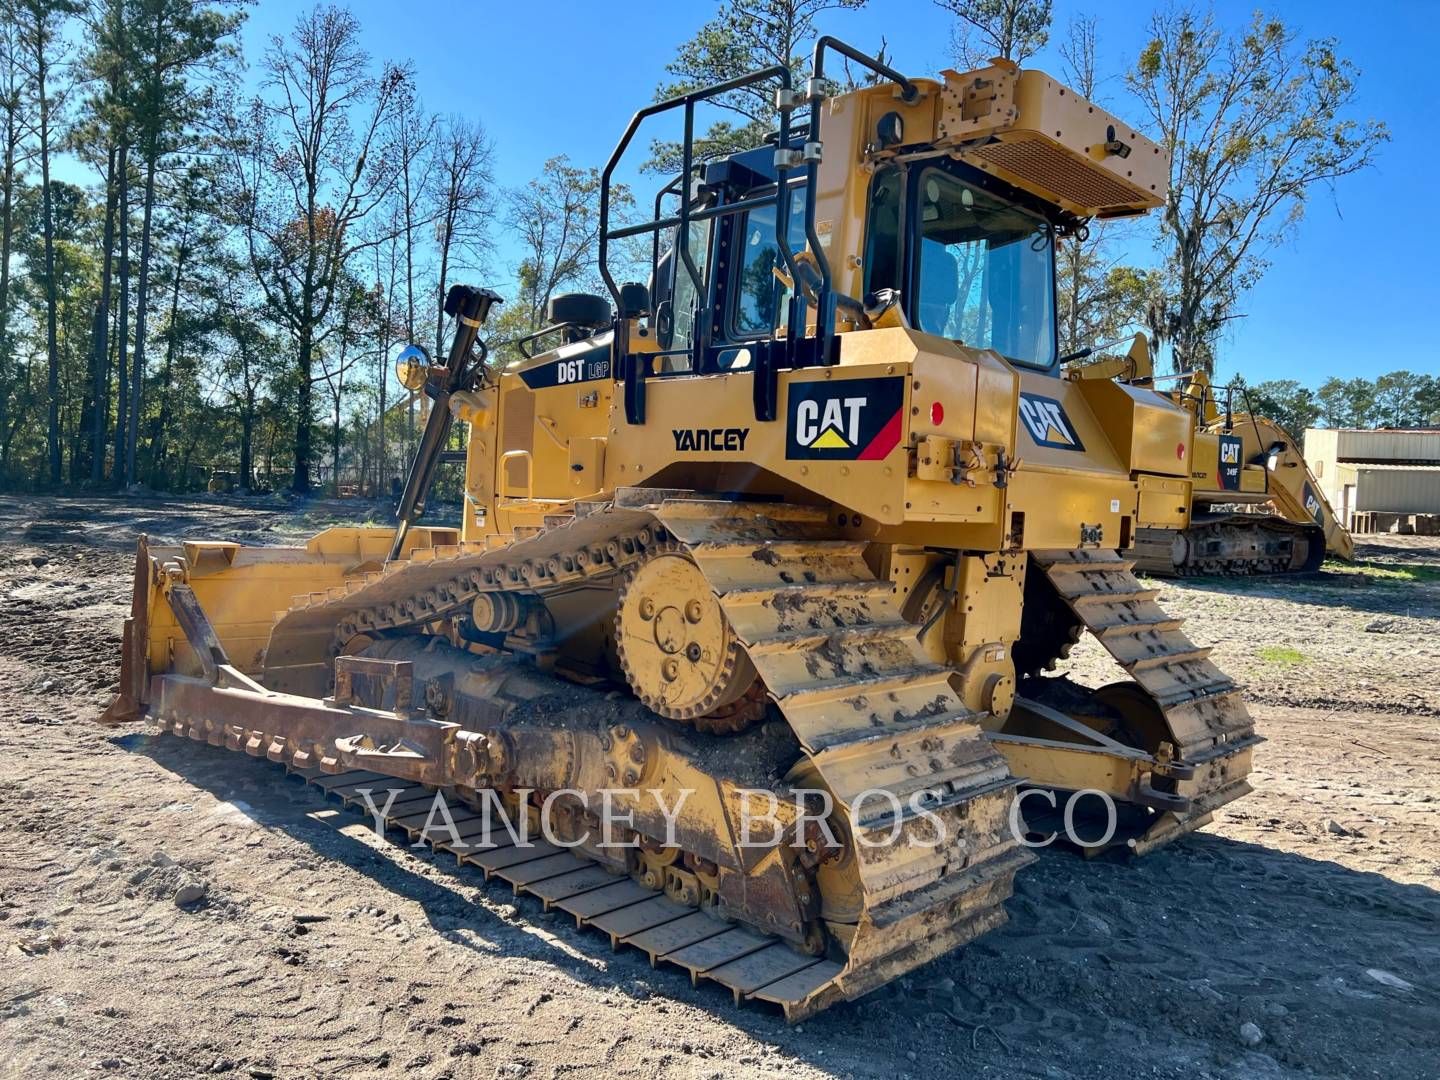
[1134,517,1324,577]
[210,490,1032,1018]
[1030,549,1260,853]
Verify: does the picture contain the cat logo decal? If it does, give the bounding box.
[1018,393,1084,451]
[786,377,905,460]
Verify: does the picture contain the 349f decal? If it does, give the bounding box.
[786,376,905,460]
[1217,434,1243,491]
[1017,392,1084,451]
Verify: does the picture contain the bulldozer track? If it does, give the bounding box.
[288,763,848,1017]
[1031,549,1260,853]
[140,503,1261,1014]
[251,490,1030,1014]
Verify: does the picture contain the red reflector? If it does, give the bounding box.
[930,402,944,425]
[1176,442,1186,460]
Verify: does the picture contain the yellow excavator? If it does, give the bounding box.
[103,43,1257,1020]
[1069,341,1353,574]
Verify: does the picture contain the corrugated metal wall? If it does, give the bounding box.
[1335,429,1440,464]
[1302,428,1337,465]
[1355,468,1440,513]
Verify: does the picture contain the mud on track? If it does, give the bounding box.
[0,494,1435,1079]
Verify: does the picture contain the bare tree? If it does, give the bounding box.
[371,231,401,493]
[0,7,37,465]
[224,5,407,492]
[383,83,433,451]
[499,156,616,335]
[316,277,374,493]
[647,0,866,171]
[213,258,273,492]
[429,114,494,358]
[934,0,1052,69]
[13,0,79,484]
[1053,15,1152,357]
[1128,8,1388,374]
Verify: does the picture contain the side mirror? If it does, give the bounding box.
[395,343,431,391]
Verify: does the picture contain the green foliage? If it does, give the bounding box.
[489,155,625,357]
[1247,379,1320,438]
[1243,372,1435,434]
[645,0,868,174]
[1256,645,1305,666]
[0,1,1411,502]
[1056,233,1157,356]
[1128,8,1389,375]
[1325,560,1440,585]
[1308,371,1438,430]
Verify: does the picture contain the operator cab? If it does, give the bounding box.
[624,86,1124,390]
[519,50,1165,428]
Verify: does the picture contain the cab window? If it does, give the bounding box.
[914,168,1057,369]
[863,165,902,296]
[668,218,712,358]
[731,186,808,341]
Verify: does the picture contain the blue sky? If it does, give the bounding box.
[237,0,1437,385]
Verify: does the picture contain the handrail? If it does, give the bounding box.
[597,63,803,377]
[597,64,795,314]
[607,186,800,242]
[498,450,533,501]
[594,40,913,398]
[803,37,918,348]
[514,319,607,359]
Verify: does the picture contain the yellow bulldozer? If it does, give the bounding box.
[103,43,1258,1021]
[1069,343,1354,575]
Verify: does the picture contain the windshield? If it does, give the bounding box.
[915,168,1057,368]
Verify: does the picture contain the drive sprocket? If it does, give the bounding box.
[614,548,764,731]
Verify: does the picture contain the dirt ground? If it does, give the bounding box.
[0,493,1435,1080]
